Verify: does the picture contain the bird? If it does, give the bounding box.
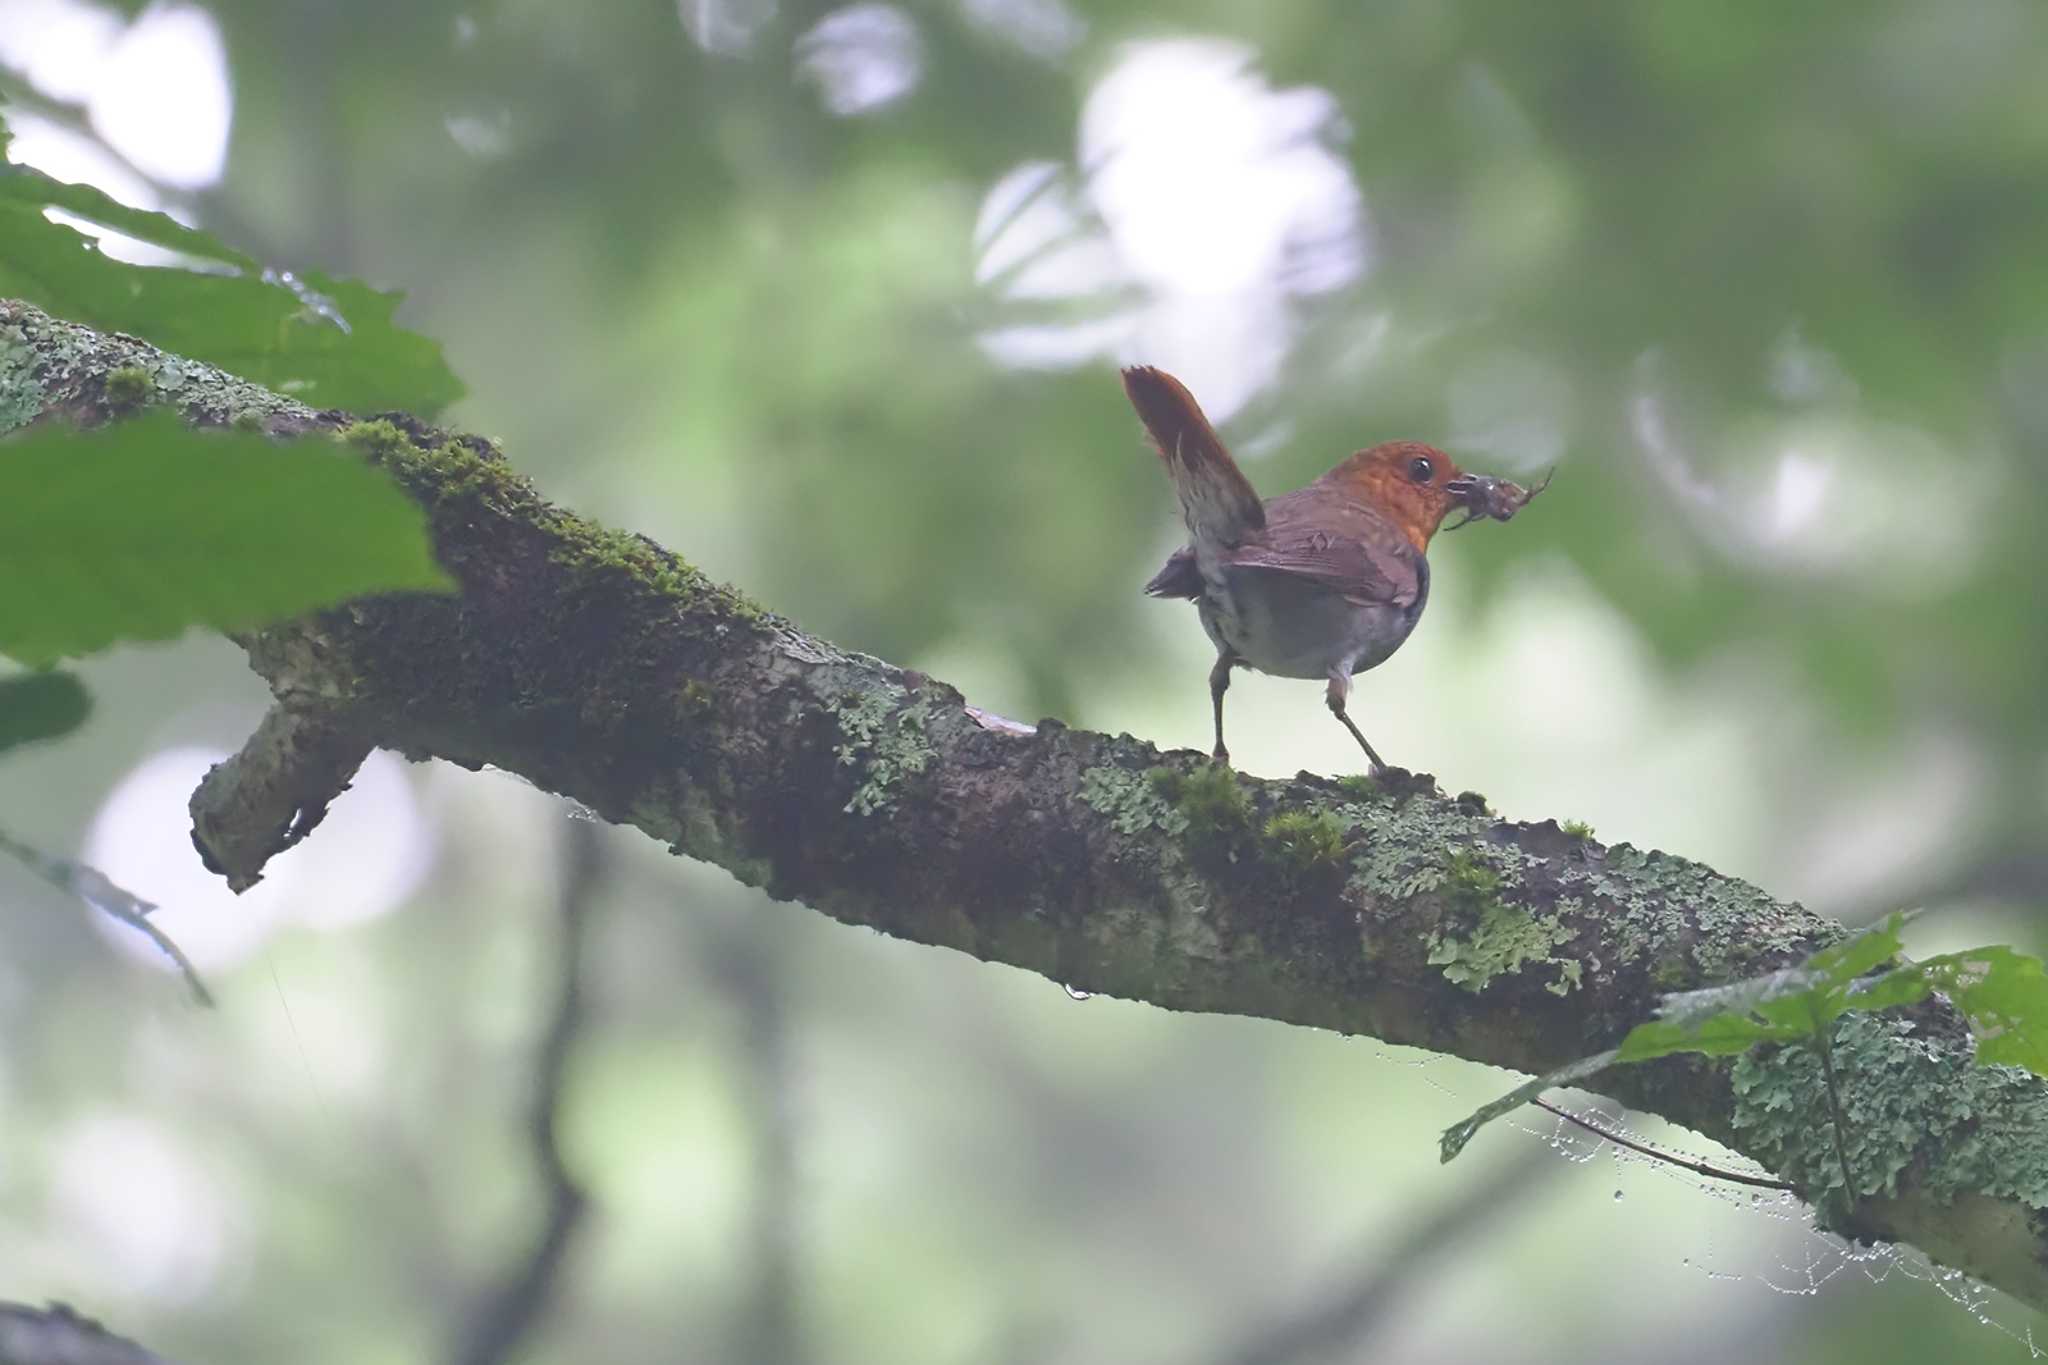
[1123,365,1542,773]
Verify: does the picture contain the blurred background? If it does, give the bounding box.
[3,0,2047,1360]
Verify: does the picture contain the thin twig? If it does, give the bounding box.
[0,827,213,1006]
[1530,1098,1794,1193]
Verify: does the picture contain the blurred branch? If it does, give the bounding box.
[7,297,2048,1316]
[1851,845,2048,926]
[447,819,600,1365]
[0,1301,181,1365]
[706,921,807,1363]
[1205,1141,1557,1365]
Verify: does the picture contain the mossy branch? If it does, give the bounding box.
[7,298,2048,1314]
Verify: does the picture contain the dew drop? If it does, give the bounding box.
[1062,984,1092,1000]
[1612,1189,1624,1201]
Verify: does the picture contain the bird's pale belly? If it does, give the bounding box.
[1196,565,1415,680]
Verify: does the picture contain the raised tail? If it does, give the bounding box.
[1121,366,1265,549]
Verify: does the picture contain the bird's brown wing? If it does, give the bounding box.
[1224,486,1423,608]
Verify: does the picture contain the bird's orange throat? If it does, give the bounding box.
[1330,465,1453,553]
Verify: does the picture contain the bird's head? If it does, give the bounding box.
[1326,443,1549,552]
[1324,442,1470,552]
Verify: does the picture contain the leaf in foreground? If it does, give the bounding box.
[0,671,91,754]
[1444,916,1909,1160]
[1443,913,2048,1164]
[1846,948,2048,1078]
[1613,914,1912,1063]
[0,107,463,414]
[0,413,453,665]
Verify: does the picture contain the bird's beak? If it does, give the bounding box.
[1442,474,1491,532]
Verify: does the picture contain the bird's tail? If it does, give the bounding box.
[1121,366,1265,549]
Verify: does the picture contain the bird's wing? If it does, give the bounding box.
[1224,487,1423,608]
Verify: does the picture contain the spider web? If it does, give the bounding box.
[1371,1043,2043,1357]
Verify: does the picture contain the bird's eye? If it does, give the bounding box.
[1407,456,1434,483]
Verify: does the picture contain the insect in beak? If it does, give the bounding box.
[1444,468,1554,531]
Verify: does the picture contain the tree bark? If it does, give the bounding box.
[6,298,2046,1314]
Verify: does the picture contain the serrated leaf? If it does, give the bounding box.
[1614,1008,1794,1061]
[0,145,254,270]
[0,671,92,754]
[1613,914,1912,1064]
[0,108,463,414]
[1803,912,1915,986]
[0,413,453,664]
[1870,948,2048,1078]
[1441,915,1940,1165]
[1837,962,1938,1015]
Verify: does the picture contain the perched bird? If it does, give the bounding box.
[1123,365,1544,772]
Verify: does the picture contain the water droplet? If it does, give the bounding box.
[1062,984,1092,1000]
[1612,1189,1624,1201]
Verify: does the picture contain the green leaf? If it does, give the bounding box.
[0,413,453,664]
[1614,914,1912,1064]
[1803,912,1916,985]
[0,109,463,414]
[1854,947,2048,1078]
[1442,914,1929,1161]
[1836,961,1938,1015]
[1439,1048,1618,1163]
[0,671,92,754]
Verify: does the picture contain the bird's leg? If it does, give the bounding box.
[1325,670,1387,774]
[1209,653,1235,764]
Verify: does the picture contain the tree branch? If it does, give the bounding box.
[0,1300,182,1365]
[6,297,2047,1315]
